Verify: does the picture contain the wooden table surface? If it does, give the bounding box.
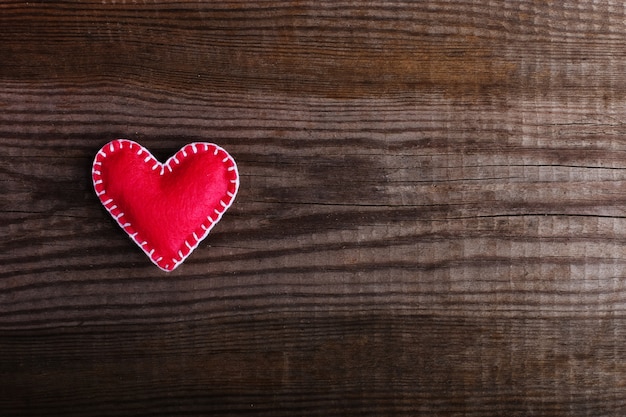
[3,1,626,415]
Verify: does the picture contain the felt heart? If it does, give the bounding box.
[92,139,239,271]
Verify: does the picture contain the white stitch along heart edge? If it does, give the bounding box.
[92,139,240,272]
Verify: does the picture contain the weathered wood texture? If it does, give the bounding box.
[3,1,626,415]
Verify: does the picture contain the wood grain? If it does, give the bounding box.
[3,0,626,415]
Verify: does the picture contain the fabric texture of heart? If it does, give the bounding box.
[92,139,239,271]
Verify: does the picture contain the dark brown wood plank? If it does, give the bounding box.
[2,315,626,416]
[2,0,626,415]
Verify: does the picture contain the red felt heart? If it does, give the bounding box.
[92,139,239,271]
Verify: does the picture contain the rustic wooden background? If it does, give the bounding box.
[2,0,626,415]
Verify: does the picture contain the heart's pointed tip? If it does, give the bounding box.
[161,266,177,273]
